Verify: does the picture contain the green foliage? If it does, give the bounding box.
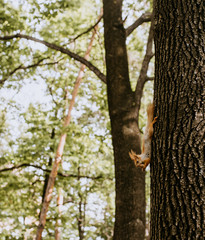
[0,0,26,32]
[0,83,115,238]
[0,0,152,238]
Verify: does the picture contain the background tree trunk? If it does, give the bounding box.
[55,188,63,240]
[151,0,205,239]
[103,1,146,239]
[35,25,98,240]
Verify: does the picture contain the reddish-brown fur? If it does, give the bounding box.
[129,103,157,171]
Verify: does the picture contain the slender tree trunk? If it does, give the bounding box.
[103,1,147,239]
[151,0,205,239]
[41,128,55,204]
[55,188,63,240]
[77,167,85,240]
[35,19,100,239]
[78,197,84,240]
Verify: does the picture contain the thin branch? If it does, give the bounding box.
[63,199,74,205]
[70,11,103,43]
[126,12,152,37]
[0,34,106,83]
[0,163,43,173]
[0,58,45,85]
[47,85,59,106]
[0,57,65,86]
[146,76,154,81]
[135,16,154,110]
[0,163,113,180]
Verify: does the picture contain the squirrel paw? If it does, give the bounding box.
[153,116,158,124]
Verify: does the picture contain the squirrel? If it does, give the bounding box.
[129,103,157,171]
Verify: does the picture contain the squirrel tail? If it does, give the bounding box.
[146,103,154,125]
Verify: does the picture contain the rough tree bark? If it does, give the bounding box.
[151,0,205,239]
[103,1,154,239]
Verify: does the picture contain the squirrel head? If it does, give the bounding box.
[129,150,141,166]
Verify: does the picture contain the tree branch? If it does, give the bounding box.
[0,163,113,180]
[146,76,154,81]
[70,11,103,43]
[126,12,152,37]
[0,163,46,173]
[0,58,45,85]
[0,34,106,83]
[0,57,65,86]
[135,17,154,110]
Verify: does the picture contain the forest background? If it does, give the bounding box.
[1,0,154,239]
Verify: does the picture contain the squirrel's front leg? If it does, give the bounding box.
[148,116,158,138]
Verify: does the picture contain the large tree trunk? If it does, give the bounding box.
[151,0,205,239]
[103,1,146,239]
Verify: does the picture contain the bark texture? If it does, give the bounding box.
[103,1,146,239]
[152,0,205,239]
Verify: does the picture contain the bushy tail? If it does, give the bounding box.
[146,103,154,125]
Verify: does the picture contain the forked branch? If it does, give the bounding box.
[71,10,103,42]
[0,57,64,86]
[135,16,154,110]
[126,12,152,36]
[0,34,106,83]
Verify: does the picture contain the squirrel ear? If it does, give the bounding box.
[131,150,138,157]
[129,151,134,160]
